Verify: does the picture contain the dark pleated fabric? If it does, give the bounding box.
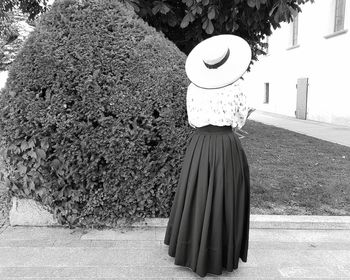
[164,125,250,277]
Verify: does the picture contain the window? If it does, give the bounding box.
[288,14,299,48]
[334,0,346,32]
[324,0,347,38]
[292,15,299,46]
[264,83,270,104]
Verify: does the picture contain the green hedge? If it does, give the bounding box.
[0,0,191,228]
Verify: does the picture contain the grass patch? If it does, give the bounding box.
[241,120,350,215]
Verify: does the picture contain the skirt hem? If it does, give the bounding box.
[169,255,248,278]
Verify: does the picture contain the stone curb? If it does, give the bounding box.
[129,215,350,230]
[10,215,350,230]
[252,214,350,229]
[9,198,350,230]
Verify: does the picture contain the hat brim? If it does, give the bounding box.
[185,35,252,89]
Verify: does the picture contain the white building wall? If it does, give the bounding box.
[244,0,350,126]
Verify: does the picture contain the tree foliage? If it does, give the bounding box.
[1,0,313,59]
[123,0,313,58]
[0,0,49,20]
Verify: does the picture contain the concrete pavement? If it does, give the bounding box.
[249,110,350,147]
[1,216,350,279]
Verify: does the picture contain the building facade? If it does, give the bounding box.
[244,0,350,127]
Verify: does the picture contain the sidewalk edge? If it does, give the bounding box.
[8,215,350,230]
[131,215,350,229]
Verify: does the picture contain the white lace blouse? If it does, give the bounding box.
[186,81,248,129]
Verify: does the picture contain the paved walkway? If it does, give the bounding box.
[249,110,350,147]
[1,223,350,279]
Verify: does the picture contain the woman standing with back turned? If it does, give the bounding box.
[164,34,251,277]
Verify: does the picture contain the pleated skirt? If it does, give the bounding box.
[164,125,250,277]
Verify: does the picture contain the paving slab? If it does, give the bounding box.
[0,265,283,279]
[81,227,156,241]
[1,226,350,279]
[0,239,56,247]
[0,226,84,241]
[278,266,341,278]
[0,247,175,267]
[0,276,349,280]
[155,227,350,243]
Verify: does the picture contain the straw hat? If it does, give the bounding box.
[185,34,251,89]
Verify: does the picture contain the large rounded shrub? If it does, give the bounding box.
[0,0,191,228]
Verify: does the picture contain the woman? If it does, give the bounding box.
[164,34,251,277]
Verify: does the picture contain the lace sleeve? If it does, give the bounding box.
[233,85,248,130]
[186,84,197,128]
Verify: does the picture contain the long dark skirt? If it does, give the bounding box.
[164,125,250,277]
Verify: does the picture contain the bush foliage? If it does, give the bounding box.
[0,0,191,228]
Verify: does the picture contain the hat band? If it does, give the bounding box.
[203,49,230,69]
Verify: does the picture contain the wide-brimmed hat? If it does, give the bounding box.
[185,34,251,89]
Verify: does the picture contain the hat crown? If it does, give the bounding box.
[202,44,228,66]
[185,34,252,89]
